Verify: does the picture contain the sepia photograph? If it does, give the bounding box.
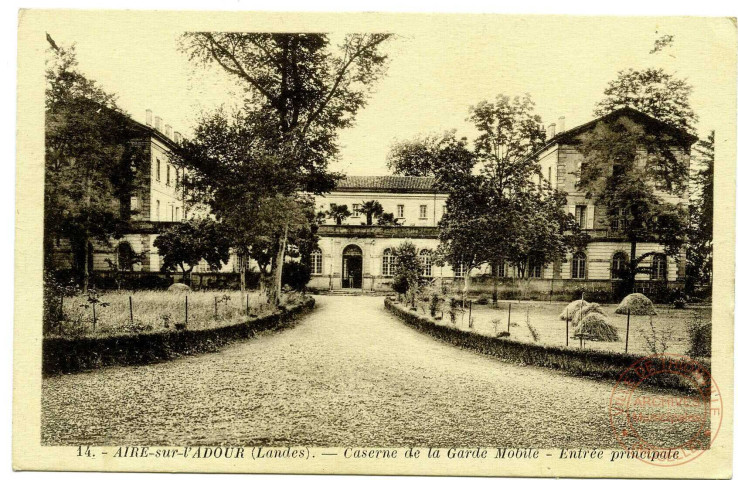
[12,8,736,478]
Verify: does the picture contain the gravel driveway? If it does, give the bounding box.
[42,295,702,447]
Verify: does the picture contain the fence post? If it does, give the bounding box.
[625,308,631,353]
[468,301,472,328]
[129,296,134,325]
[507,303,511,333]
[214,297,218,322]
[246,294,249,316]
[565,308,569,347]
[92,302,97,331]
[185,295,188,325]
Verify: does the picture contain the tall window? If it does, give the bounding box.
[419,249,432,277]
[454,263,467,278]
[419,205,427,219]
[610,207,627,231]
[652,254,667,280]
[166,165,171,186]
[156,158,161,182]
[382,248,396,276]
[171,205,174,221]
[175,207,180,221]
[612,252,627,279]
[397,204,404,218]
[492,262,506,278]
[156,200,160,220]
[310,249,323,275]
[352,204,361,217]
[571,252,586,279]
[531,263,542,278]
[575,205,587,229]
[547,166,552,184]
[175,169,179,189]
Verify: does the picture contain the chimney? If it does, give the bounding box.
[165,124,172,138]
[145,109,153,126]
[547,123,556,139]
[174,131,181,144]
[558,116,566,134]
[154,116,162,132]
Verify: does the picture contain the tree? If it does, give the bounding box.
[45,37,145,292]
[594,68,697,134]
[577,116,689,294]
[376,212,400,226]
[326,204,350,225]
[391,241,423,300]
[359,200,384,226]
[179,33,392,304]
[469,94,547,197]
[507,189,581,300]
[153,218,231,284]
[437,94,576,305]
[687,131,714,292]
[387,130,476,188]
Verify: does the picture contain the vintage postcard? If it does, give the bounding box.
[13,9,736,478]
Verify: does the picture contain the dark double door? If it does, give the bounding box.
[342,253,362,289]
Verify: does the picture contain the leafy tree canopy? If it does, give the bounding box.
[594,68,697,134]
[153,218,232,277]
[45,38,145,289]
[387,130,476,188]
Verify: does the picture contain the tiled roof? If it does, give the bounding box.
[335,176,440,193]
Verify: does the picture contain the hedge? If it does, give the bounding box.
[43,296,315,376]
[385,298,710,394]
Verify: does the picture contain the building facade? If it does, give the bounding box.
[308,108,695,295]
[309,176,449,291]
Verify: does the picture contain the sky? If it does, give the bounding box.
[47,14,735,176]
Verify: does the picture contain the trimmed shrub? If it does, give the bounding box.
[573,313,619,342]
[615,293,657,315]
[686,317,712,358]
[429,294,441,317]
[559,300,588,321]
[570,303,607,327]
[476,296,489,305]
[168,283,191,292]
[282,262,312,292]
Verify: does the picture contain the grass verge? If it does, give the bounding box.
[43,296,315,376]
[385,298,710,395]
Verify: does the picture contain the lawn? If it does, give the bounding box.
[49,289,281,338]
[414,299,711,357]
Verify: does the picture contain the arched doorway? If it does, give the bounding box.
[342,245,363,289]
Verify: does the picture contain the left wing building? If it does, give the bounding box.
[51,111,194,276]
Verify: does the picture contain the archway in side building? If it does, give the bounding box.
[342,244,363,289]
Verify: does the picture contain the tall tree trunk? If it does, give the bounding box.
[82,177,91,294]
[239,252,246,313]
[629,240,638,294]
[492,276,499,306]
[271,224,289,306]
[82,237,90,294]
[463,269,471,308]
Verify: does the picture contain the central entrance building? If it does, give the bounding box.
[342,245,363,288]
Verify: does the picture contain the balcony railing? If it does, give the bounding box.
[317,224,439,239]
